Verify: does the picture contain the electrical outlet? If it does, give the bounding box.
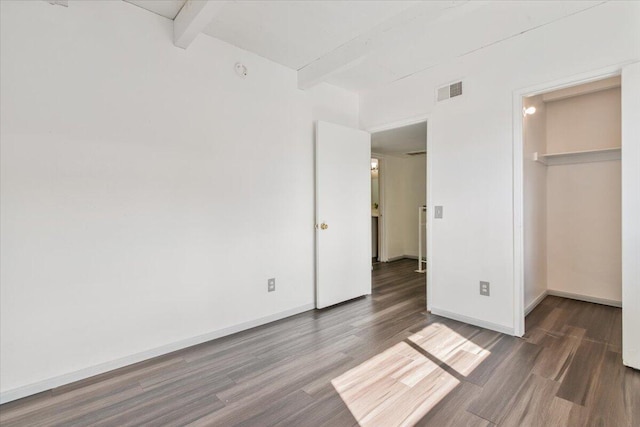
[480,281,490,296]
[268,278,276,292]
[434,206,443,219]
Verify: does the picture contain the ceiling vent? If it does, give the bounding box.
[437,81,463,102]
[406,150,426,156]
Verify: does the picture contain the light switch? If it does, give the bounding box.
[434,206,443,219]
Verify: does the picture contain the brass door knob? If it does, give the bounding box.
[320,223,328,230]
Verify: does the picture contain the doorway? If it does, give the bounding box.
[522,76,622,322]
[514,70,629,350]
[371,158,380,263]
[369,120,429,307]
[516,64,640,371]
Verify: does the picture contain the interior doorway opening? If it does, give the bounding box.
[520,75,622,333]
[370,120,429,306]
[371,158,380,263]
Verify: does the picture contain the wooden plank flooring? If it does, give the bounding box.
[1,259,638,426]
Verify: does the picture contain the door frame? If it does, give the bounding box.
[367,114,432,311]
[512,63,631,337]
[370,153,386,263]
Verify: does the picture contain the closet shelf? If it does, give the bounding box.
[533,147,621,166]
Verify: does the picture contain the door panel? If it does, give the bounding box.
[622,62,640,369]
[316,121,371,309]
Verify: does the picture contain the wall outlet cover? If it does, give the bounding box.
[480,281,490,296]
[268,278,276,292]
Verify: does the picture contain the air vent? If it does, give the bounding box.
[437,81,463,102]
[406,150,426,156]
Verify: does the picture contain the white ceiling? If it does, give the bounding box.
[125,0,186,19]
[122,1,606,93]
[203,1,418,70]
[372,121,427,155]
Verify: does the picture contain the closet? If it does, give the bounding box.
[523,76,622,313]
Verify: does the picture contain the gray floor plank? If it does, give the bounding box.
[0,259,634,427]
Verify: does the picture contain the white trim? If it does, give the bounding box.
[430,307,515,335]
[525,291,548,316]
[367,114,430,134]
[514,64,629,98]
[547,290,622,308]
[0,303,314,404]
[512,90,525,337]
[426,119,433,312]
[512,63,629,338]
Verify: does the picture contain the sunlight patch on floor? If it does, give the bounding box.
[332,322,494,426]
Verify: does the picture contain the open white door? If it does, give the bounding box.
[621,62,640,370]
[316,121,371,309]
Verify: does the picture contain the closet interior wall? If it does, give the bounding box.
[524,81,622,312]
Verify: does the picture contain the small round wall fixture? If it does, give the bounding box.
[523,106,537,116]
[235,62,248,78]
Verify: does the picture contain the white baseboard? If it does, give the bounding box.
[525,291,548,316]
[523,289,620,317]
[0,303,315,405]
[547,289,622,308]
[387,255,418,262]
[429,307,515,336]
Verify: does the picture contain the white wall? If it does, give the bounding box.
[0,0,358,400]
[546,88,621,152]
[523,95,547,311]
[381,156,406,259]
[360,1,640,332]
[546,88,622,303]
[379,155,426,260]
[402,155,428,258]
[621,62,640,370]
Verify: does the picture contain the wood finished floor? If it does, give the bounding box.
[1,259,638,426]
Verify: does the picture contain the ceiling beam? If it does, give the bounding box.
[296,1,474,90]
[174,0,227,49]
[297,44,370,91]
[45,0,68,6]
